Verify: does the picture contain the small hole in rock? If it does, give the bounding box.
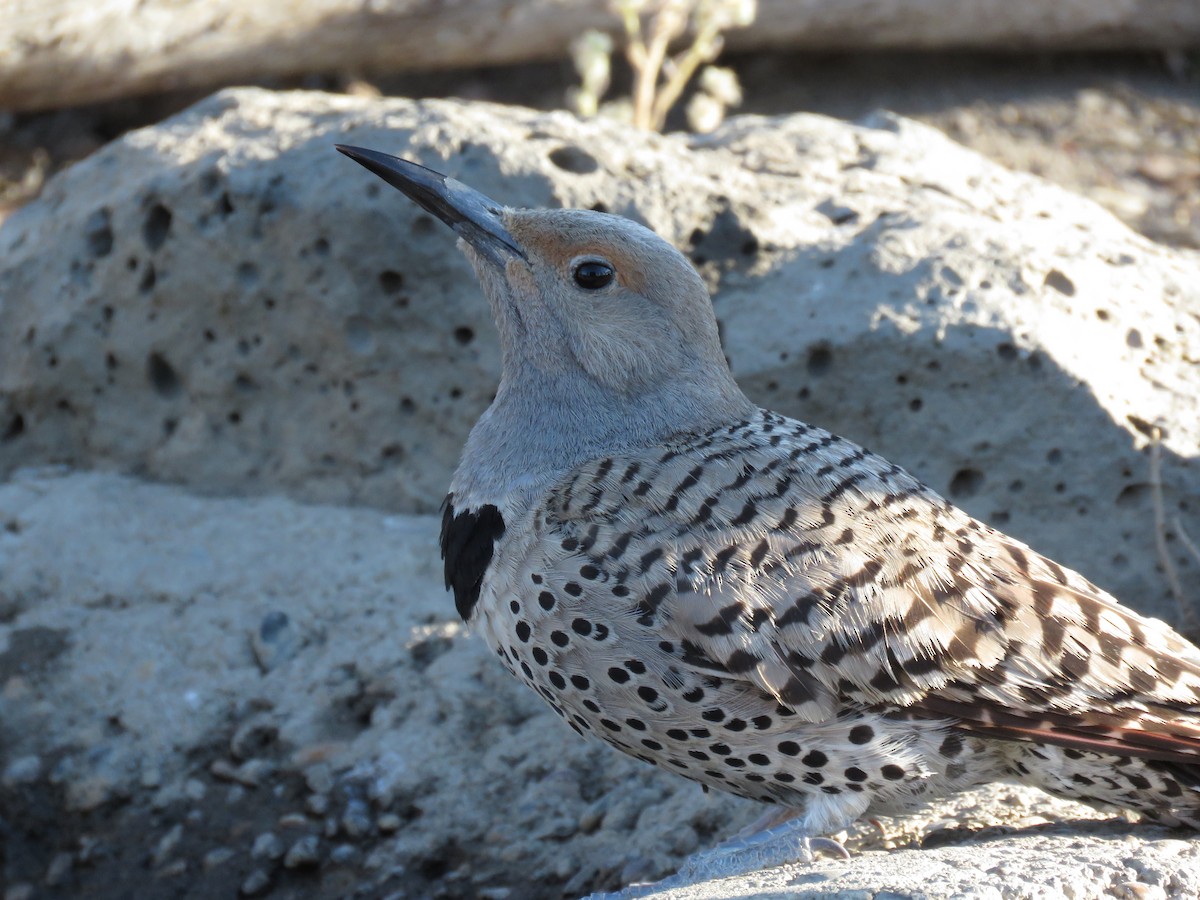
[3,414,25,441]
[548,146,599,174]
[378,270,404,294]
[146,352,182,398]
[1046,448,1062,464]
[995,342,1017,361]
[909,398,923,411]
[142,202,172,251]
[1043,269,1075,296]
[453,326,474,345]
[237,262,259,288]
[948,468,984,498]
[806,345,832,376]
[85,209,113,258]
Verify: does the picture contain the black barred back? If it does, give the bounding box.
[441,496,506,622]
[469,409,1200,832]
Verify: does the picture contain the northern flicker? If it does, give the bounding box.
[336,145,1200,882]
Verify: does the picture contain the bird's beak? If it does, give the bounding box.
[335,145,527,268]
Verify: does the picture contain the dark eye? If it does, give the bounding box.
[573,261,614,290]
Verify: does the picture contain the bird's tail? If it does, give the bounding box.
[1006,740,1200,828]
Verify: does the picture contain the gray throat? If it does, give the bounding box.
[450,365,754,509]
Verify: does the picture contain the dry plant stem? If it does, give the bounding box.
[631,5,686,130]
[651,28,723,129]
[1149,429,1193,629]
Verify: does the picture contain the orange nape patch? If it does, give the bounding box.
[503,208,668,296]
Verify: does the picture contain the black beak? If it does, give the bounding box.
[335,145,527,267]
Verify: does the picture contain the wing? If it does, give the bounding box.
[535,410,1200,762]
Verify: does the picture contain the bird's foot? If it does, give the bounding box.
[677,818,849,884]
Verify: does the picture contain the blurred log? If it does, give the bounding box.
[2,0,1198,112]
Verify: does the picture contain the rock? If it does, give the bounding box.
[44,851,73,887]
[250,609,300,672]
[2,470,1199,898]
[203,846,235,869]
[341,798,373,838]
[151,822,184,867]
[0,88,1196,623]
[251,831,284,862]
[329,843,361,866]
[1,89,1199,898]
[283,834,322,868]
[239,868,271,896]
[2,755,41,786]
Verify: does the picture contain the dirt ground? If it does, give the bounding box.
[1,49,1198,900]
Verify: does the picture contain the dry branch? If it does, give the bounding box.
[2,0,1200,112]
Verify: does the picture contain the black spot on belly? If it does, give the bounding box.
[441,496,506,621]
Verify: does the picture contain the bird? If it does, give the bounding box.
[335,144,1200,885]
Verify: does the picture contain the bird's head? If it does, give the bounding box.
[336,146,753,489]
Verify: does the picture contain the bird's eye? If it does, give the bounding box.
[573,261,614,290]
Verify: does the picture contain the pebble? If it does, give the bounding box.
[306,793,330,816]
[204,847,235,869]
[283,835,322,868]
[251,832,284,861]
[183,778,206,801]
[278,812,309,829]
[1113,884,1167,900]
[478,889,512,900]
[156,859,188,878]
[2,755,41,786]
[151,823,183,867]
[5,883,35,900]
[329,843,360,865]
[304,762,334,795]
[240,868,271,896]
[211,758,274,787]
[252,610,299,672]
[45,852,74,887]
[341,798,373,837]
[377,813,402,833]
[76,835,102,864]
